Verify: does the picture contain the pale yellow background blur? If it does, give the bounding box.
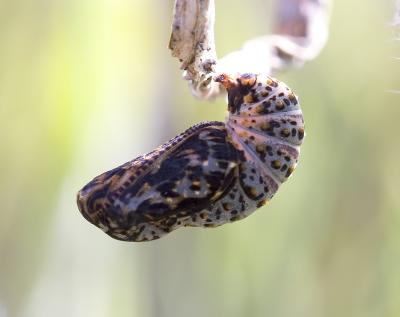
[0,0,399,316]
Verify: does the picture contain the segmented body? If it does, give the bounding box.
[77,73,304,241]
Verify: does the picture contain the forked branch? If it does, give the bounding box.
[169,0,331,100]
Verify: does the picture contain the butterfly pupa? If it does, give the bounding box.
[77,73,304,241]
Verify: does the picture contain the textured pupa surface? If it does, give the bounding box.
[77,73,304,241]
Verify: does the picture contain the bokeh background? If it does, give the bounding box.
[1,0,399,316]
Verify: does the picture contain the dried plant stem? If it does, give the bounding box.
[169,0,219,99]
[169,0,331,100]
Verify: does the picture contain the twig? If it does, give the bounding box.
[169,0,331,100]
[169,0,219,99]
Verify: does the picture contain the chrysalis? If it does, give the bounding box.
[77,73,304,241]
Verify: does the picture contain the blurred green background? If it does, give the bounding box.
[0,0,399,316]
